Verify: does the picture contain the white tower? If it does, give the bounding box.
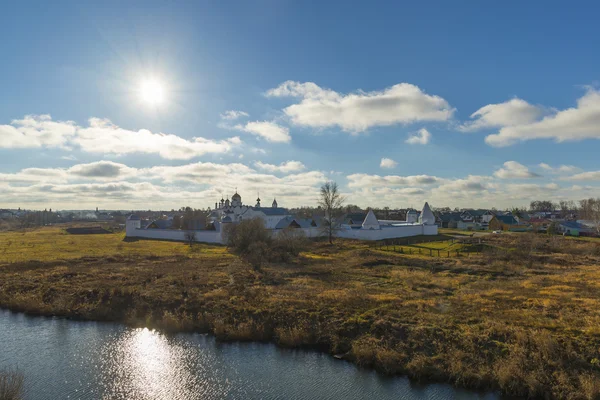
[126,214,141,236]
[419,202,435,225]
[362,209,381,230]
[406,209,418,223]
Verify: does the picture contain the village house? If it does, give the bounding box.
[488,215,530,232]
[436,212,463,228]
[556,221,594,236]
[528,218,552,232]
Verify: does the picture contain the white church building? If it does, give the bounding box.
[207,192,291,229]
[125,192,438,244]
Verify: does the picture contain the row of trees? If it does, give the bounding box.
[171,207,208,230]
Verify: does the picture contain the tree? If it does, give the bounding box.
[547,221,558,236]
[172,215,183,230]
[579,198,600,235]
[530,200,556,213]
[184,231,196,247]
[559,200,577,219]
[318,181,345,244]
[510,207,526,218]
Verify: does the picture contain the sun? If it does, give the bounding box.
[138,78,166,106]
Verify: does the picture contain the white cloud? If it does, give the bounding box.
[405,128,431,145]
[379,158,398,169]
[434,175,492,194]
[460,98,543,132]
[347,173,440,188]
[68,161,135,179]
[61,155,77,161]
[234,121,291,143]
[220,110,249,120]
[4,159,600,210]
[0,115,242,160]
[145,162,255,183]
[0,161,136,184]
[0,167,68,183]
[254,160,306,173]
[485,89,600,147]
[1,161,328,209]
[568,171,600,181]
[493,161,541,179]
[76,118,241,160]
[266,81,454,133]
[538,163,581,174]
[0,114,77,148]
[504,182,559,194]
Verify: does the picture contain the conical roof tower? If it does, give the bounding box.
[362,209,380,230]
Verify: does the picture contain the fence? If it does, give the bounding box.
[374,238,486,258]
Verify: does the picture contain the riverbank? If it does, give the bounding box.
[1,227,600,399]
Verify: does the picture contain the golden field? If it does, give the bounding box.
[1,226,600,399]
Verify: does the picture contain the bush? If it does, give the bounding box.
[223,219,271,255]
[272,227,308,260]
[224,219,307,267]
[0,370,24,400]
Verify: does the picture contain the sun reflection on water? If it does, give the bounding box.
[98,328,228,400]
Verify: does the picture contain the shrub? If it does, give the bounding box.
[224,219,307,267]
[272,227,308,260]
[276,324,312,347]
[224,219,271,255]
[0,369,24,400]
[245,241,271,269]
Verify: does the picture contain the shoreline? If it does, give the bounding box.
[0,306,506,399]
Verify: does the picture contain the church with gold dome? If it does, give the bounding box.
[207,191,291,229]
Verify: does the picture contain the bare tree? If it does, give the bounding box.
[530,200,557,213]
[184,231,196,247]
[318,181,345,244]
[558,200,577,219]
[579,198,600,235]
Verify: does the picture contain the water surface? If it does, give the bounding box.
[0,309,504,399]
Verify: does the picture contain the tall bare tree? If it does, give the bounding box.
[579,198,600,235]
[318,181,345,244]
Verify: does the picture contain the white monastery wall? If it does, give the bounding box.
[127,228,222,244]
[272,224,438,241]
[127,224,438,244]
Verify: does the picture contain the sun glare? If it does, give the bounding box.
[139,78,166,106]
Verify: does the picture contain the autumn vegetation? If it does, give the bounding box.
[1,225,600,399]
[0,369,24,400]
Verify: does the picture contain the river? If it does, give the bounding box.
[0,309,504,399]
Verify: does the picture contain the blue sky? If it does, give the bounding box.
[1,0,600,210]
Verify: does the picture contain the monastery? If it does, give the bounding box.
[207,192,290,229]
[125,191,438,243]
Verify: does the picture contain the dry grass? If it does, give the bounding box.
[0,226,230,264]
[1,229,600,398]
[0,370,24,400]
